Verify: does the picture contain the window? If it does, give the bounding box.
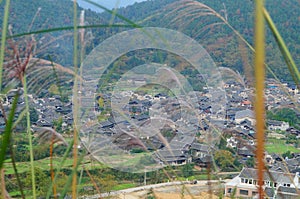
[274,183,277,187]
[252,191,258,196]
[265,181,269,186]
[227,188,232,193]
[287,184,290,187]
[239,189,249,196]
[249,179,253,184]
[241,178,245,183]
[245,179,248,184]
[253,180,257,185]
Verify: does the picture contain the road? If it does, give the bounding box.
[80,179,230,199]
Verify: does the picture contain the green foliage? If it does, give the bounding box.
[53,117,63,133]
[19,106,38,128]
[0,0,300,198]
[23,167,49,197]
[282,151,293,159]
[96,174,117,194]
[245,157,255,168]
[29,107,39,123]
[266,139,300,154]
[181,163,194,178]
[267,108,300,129]
[110,0,300,82]
[130,148,144,153]
[0,94,18,169]
[214,150,235,171]
[218,136,228,150]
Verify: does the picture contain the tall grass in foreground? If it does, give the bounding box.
[0,0,10,91]
[72,1,79,198]
[254,0,265,198]
[0,0,299,199]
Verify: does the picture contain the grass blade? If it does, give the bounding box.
[72,1,79,198]
[59,153,85,199]
[7,24,135,39]
[263,8,300,89]
[254,1,266,198]
[0,0,11,92]
[46,139,74,199]
[0,94,18,169]
[22,75,36,199]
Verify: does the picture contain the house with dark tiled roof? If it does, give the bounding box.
[225,167,300,198]
[190,143,213,167]
[235,109,255,125]
[267,120,290,131]
[154,149,191,166]
[237,146,255,157]
[190,143,211,158]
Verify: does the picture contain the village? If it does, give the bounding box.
[0,77,299,198]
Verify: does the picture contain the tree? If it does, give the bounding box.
[29,107,39,123]
[182,163,194,178]
[53,117,63,133]
[214,150,234,171]
[267,108,300,130]
[282,151,293,159]
[245,157,255,168]
[218,136,228,150]
[19,106,39,129]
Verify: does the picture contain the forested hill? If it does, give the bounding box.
[0,0,105,66]
[1,0,300,82]
[104,0,300,82]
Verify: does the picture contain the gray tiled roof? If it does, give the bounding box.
[235,109,254,119]
[190,143,210,153]
[156,149,185,158]
[277,186,298,194]
[239,168,295,184]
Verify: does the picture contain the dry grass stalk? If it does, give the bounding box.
[35,127,68,199]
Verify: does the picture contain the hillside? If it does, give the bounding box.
[0,0,105,67]
[1,0,300,82]
[104,0,300,83]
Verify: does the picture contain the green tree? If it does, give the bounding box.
[182,163,194,178]
[19,107,39,129]
[214,150,234,171]
[282,151,293,159]
[267,108,300,129]
[245,157,255,168]
[218,136,228,150]
[53,117,63,133]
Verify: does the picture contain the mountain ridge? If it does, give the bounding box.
[1,0,299,82]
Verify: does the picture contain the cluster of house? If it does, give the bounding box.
[0,89,73,133]
[1,78,299,197]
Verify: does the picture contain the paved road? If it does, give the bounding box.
[80,180,230,199]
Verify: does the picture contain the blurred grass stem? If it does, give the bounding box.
[22,76,37,199]
[0,0,11,91]
[254,0,265,198]
[72,0,79,198]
